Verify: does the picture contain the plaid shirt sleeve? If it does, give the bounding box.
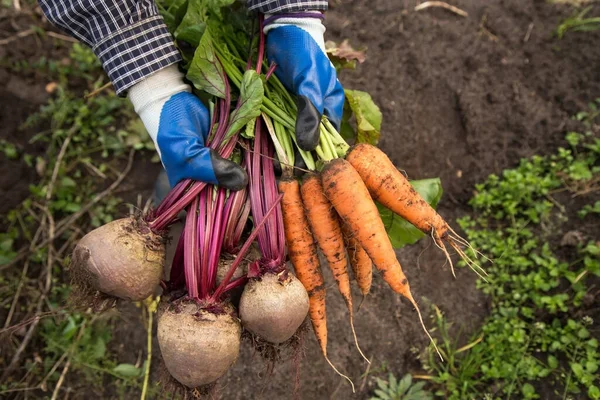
[38,0,181,96]
[246,0,328,13]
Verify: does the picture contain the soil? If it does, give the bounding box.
[1,0,599,399]
[0,11,161,216]
[0,10,52,215]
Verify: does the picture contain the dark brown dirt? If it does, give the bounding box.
[2,0,600,399]
[0,11,161,217]
[0,10,52,215]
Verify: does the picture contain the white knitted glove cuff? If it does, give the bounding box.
[263,11,326,52]
[127,65,190,155]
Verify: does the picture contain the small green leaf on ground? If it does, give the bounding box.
[113,363,142,378]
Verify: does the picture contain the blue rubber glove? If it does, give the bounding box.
[128,65,247,190]
[265,12,345,151]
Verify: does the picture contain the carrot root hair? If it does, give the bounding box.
[406,292,443,362]
[431,229,456,279]
[324,354,355,393]
[432,224,489,281]
[349,312,370,364]
[446,224,492,264]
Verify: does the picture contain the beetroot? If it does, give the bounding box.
[157,302,241,388]
[239,272,309,344]
[70,218,164,302]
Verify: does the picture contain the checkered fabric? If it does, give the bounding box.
[38,0,328,95]
[247,0,328,13]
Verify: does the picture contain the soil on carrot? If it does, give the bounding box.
[1,0,599,399]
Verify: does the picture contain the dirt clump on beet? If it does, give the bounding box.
[239,271,309,344]
[68,217,165,308]
[243,319,308,362]
[157,359,219,399]
[242,321,307,396]
[157,300,241,388]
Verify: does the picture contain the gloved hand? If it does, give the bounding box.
[264,12,344,151]
[128,65,248,190]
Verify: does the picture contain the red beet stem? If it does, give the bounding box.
[211,193,283,301]
[223,275,248,293]
[207,188,228,292]
[169,228,185,288]
[183,196,200,298]
[265,62,277,80]
[223,188,248,253]
[246,119,285,268]
[153,179,190,218]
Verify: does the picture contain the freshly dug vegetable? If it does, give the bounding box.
[321,159,407,291]
[157,188,282,390]
[321,159,441,359]
[214,253,251,305]
[279,179,325,347]
[70,218,164,302]
[157,301,241,388]
[240,120,309,345]
[279,178,354,390]
[346,144,446,235]
[346,143,485,278]
[301,174,368,363]
[341,221,373,303]
[215,252,253,287]
[239,272,309,344]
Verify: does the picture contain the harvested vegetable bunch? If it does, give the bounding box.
[68,0,486,392]
[68,6,274,389]
[155,0,487,386]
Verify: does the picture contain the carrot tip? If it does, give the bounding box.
[325,355,355,393]
[350,314,370,364]
[408,295,444,363]
[357,294,367,312]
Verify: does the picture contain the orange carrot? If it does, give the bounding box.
[346,143,486,279]
[301,174,369,364]
[340,221,372,305]
[278,179,355,390]
[321,159,441,359]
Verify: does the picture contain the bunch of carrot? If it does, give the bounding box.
[278,140,486,386]
[246,24,484,385]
